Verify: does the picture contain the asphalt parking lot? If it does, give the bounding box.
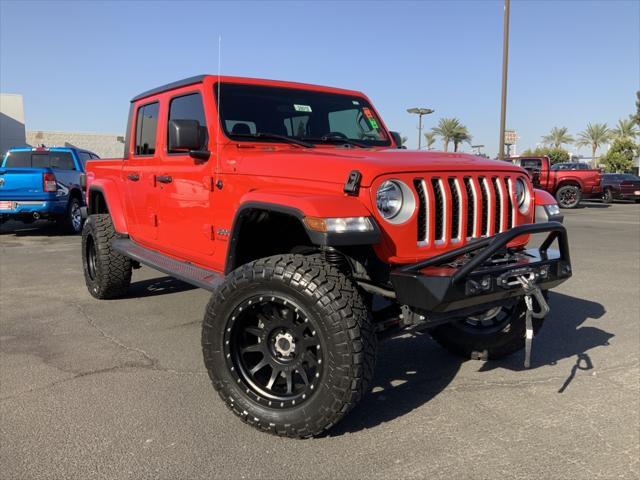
[1,202,638,479]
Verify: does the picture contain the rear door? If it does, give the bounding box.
[156,89,215,260]
[122,101,161,245]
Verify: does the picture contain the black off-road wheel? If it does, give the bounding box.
[202,254,376,438]
[429,297,545,361]
[602,188,613,204]
[555,185,582,209]
[59,196,83,234]
[82,214,132,299]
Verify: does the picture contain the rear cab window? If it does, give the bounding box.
[134,102,160,155]
[4,150,75,169]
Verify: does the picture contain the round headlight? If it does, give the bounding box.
[376,180,403,219]
[515,178,530,212]
[375,180,416,224]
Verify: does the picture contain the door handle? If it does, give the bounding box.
[155,175,172,184]
[127,173,140,181]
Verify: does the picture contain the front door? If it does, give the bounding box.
[155,91,215,262]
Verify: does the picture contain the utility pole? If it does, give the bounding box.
[498,0,510,160]
[407,107,434,150]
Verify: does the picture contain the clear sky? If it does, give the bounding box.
[1,0,638,157]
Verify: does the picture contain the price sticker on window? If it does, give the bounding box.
[294,104,312,112]
[362,107,379,129]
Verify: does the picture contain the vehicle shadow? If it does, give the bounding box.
[576,201,610,209]
[330,292,610,435]
[0,220,64,237]
[125,276,197,298]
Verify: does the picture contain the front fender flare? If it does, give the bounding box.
[225,192,380,273]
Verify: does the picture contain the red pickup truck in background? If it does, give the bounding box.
[510,156,602,208]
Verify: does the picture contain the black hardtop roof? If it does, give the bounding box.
[131,75,207,103]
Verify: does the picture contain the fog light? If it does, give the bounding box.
[545,204,561,216]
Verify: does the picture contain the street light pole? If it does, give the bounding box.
[407,107,434,150]
[498,0,510,160]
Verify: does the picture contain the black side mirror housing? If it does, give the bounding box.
[389,131,406,149]
[168,119,210,160]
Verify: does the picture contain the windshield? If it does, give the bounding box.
[216,83,391,147]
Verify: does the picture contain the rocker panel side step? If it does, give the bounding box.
[112,238,223,291]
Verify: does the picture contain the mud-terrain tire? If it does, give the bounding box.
[602,188,613,204]
[82,214,131,299]
[202,254,376,438]
[555,184,582,209]
[59,196,83,234]
[429,297,545,361]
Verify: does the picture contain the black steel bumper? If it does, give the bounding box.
[390,222,572,314]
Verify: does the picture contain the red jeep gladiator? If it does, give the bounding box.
[510,156,602,208]
[81,75,572,438]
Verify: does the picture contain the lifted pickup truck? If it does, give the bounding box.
[82,75,572,437]
[0,146,99,233]
[510,156,602,208]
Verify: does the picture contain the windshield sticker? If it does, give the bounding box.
[352,100,360,105]
[362,107,379,129]
[294,104,312,112]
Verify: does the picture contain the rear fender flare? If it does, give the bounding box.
[87,180,128,234]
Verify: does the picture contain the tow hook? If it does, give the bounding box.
[516,274,550,368]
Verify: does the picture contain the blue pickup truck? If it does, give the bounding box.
[0,146,99,233]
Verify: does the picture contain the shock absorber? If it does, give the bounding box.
[323,247,350,274]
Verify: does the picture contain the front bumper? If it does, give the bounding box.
[390,222,572,314]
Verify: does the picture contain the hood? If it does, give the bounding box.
[235,146,527,186]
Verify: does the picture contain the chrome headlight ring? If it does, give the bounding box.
[375,179,415,224]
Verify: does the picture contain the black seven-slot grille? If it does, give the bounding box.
[413,175,519,246]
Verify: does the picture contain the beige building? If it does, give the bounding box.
[26,130,125,158]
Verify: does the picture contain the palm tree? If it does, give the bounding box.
[575,123,611,166]
[424,132,437,150]
[611,118,638,141]
[431,118,462,152]
[452,125,472,152]
[542,126,574,148]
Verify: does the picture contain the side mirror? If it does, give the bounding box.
[389,131,406,149]
[168,119,210,160]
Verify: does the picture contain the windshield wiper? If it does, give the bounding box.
[304,134,368,148]
[230,132,314,148]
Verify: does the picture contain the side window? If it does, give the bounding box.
[328,109,361,138]
[283,115,309,136]
[135,102,159,155]
[226,120,256,134]
[78,152,92,167]
[520,159,542,170]
[90,153,100,159]
[49,152,75,170]
[168,93,207,152]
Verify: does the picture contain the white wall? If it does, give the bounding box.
[0,94,26,156]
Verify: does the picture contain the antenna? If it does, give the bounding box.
[216,35,222,178]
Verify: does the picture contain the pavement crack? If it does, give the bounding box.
[73,302,160,368]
